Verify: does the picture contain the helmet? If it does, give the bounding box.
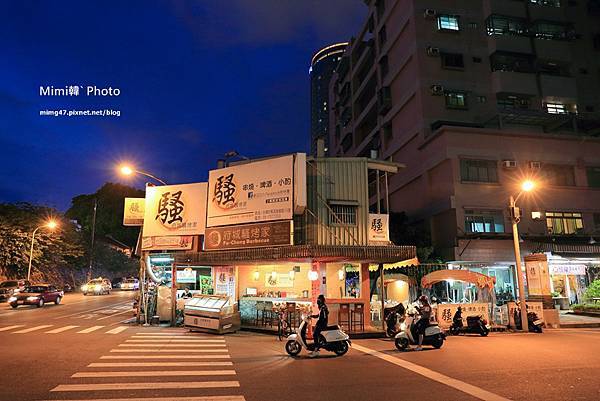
[419,295,429,303]
[317,294,325,305]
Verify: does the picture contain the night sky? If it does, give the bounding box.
[0,1,365,210]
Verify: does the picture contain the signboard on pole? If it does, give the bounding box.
[141,235,194,251]
[524,254,551,297]
[207,155,294,227]
[123,198,145,226]
[142,183,207,237]
[204,220,293,251]
[368,213,390,244]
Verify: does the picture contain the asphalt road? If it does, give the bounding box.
[1,294,599,401]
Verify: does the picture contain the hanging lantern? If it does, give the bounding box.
[253,270,260,281]
[271,271,277,280]
[289,270,295,280]
[308,270,319,281]
[338,269,344,281]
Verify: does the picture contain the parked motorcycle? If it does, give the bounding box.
[513,307,543,333]
[448,306,490,336]
[394,304,445,351]
[384,303,405,337]
[285,315,351,357]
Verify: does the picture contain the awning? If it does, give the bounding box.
[368,257,420,271]
[421,269,496,290]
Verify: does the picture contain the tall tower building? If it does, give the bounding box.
[310,43,348,156]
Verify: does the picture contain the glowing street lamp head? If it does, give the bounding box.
[46,220,58,230]
[119,165,134,176]
[521,180,535,192]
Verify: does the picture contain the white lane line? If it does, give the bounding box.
[51,381,240,392]
[125,339,225,343]
[42,396,245,401]
[100,355,230,359]
[77,326,105,333]
[109,348,226,353]
[72,370,236,378]
[97,309,133,321]
[13,325,53,333]
[0,325,24,332]
[135,331,187,334]
[88,362,233,367]
[106,326,128,334]
[46,325,79,334]
[353,344,510,401]
[130,336,224,339]
[118,343,226,348]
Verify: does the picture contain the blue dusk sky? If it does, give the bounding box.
[0,1,366,210]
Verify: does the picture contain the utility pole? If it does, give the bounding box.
[509,195,529,332]
[88,198,97,281]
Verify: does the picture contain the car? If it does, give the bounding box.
[0,279,31,302]
[119,278,139,291]
[8,284,63,308]
[81,278,112,295]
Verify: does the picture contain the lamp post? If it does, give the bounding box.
[27,220,58,281]
[509,180,535,332]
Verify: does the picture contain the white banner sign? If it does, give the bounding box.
[207,155,294,227]
[368,214,390,243]
[143,183,207,237]
[123,198,145,226]
[177,268,197,284]
[549,264,586,276]
[141,235,194,251]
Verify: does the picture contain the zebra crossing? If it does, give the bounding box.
[43,330,245,401]
[0,324,130,335]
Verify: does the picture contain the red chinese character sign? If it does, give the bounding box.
[142,182,207,237]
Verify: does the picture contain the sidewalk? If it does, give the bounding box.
[558,310,600,328]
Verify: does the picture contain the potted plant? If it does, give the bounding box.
[551,291,562,310]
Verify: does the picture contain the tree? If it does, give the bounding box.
[389,211,441,263]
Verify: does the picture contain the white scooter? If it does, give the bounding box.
[285,315,351,357]
[394,304,445,351]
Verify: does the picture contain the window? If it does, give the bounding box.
[537,59,571,76]
[533,21,574,40]
[587,166,600,188]
[543,164,575,186]
[328,204,357,225]
[545,102,567,114]
[497,94,530,110]
[546,211,583,234]
[477,96,487,103]
[465,210,505,233]
[486,15,528,36]
[445,91,467,109]
[437,15,460,31]
[441,52,464,69]
[460,159,499,183]
[530,0,561,6]
[490,51,535,73]
[472,56,482,63]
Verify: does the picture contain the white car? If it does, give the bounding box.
[120,278,139,291]
[82,278,112,295]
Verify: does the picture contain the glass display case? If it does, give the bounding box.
[184,294,241,334]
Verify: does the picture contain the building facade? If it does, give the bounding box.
[310,43,348,156]
[329,0,600,302]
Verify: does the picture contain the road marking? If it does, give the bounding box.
[106,326,128,334]
[51,381,240,392]
[46,325,79,333]
[118,343,226,347]
[97,309,133,321]
[72,370,236,378]
[77,326,104,333]
[42,396,245,401]
[100,354,231,359]
[130,335,224,339]
[353,343,510,401]
[125,339,226,343]
[109,348,227,353]
[88,362,233,367]
[13,325,53,333]
[54,301,130,319]
[135,331,187,335]
[0,325,24,332]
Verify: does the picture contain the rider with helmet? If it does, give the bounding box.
[415,295,432,351]
[310,294,329,357]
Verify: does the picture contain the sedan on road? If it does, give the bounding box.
[119,278,139,291]
[81,278,112,295]
[0,279,31,301]
[8,285,63,308]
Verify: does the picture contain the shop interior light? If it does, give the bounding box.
[308,270,319,281]
[253,270,260,281]
[338,269,344,281]
[288,270,295,280]
[270,271,277,280]
[531,211,542,220]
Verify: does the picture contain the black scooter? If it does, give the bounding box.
[448,307,490,336]
[513,308,543,333]
[384,303,405,337]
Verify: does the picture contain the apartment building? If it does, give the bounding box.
[329,0,600,303]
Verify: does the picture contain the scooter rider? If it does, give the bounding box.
[415,295,432,351]
[310,294,329,357]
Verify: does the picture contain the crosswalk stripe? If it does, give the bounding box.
[46,325,79,334]
[125,339,226,343]
[13,325,53,333]
[130,335,224,339]
[77,326,104,333]
[106,326,128,334]
[0,325,24,332]
[110,348,226,353]
[88,362,233,367]
[135,332,187,335]
[72,370,236,378]
[51,381,240,392]
[100,355,231,359]
[42,396,245,401]
[118,343,226,348]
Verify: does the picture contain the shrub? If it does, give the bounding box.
[584,279,600,300]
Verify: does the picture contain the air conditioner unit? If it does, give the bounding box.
[424,9,437,18]
[430,85,444,96]
[502,160,517,169]
[426,46,440,57]
[529,161,541,170]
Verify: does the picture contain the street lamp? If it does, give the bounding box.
[509,179,536,332]
[27,220,58,281]
[118,164,168,185]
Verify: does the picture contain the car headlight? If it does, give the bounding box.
[27,296,39,301]
[81,285,88,291]
[8,296,17,303]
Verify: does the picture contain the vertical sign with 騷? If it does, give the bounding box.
[368,213,389,244]
[123,198,145,226]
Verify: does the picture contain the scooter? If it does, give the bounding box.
[285,315,351,357]
[513,308,544,333]
[448,306,490,336]
[384,303,405,337]
[394,304,445,351]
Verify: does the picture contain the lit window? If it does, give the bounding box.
[437,15,460,31]
[465,210,505,233]
[546,103,566,114]
[546,211,583,234]
[445,91,467,109]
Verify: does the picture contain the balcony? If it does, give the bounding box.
[491,71,538,95]
[540,75,577,98]
[529,4,567,22]
[534,39,572,62]
[488,35,532,54]
[483,0,526,18]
